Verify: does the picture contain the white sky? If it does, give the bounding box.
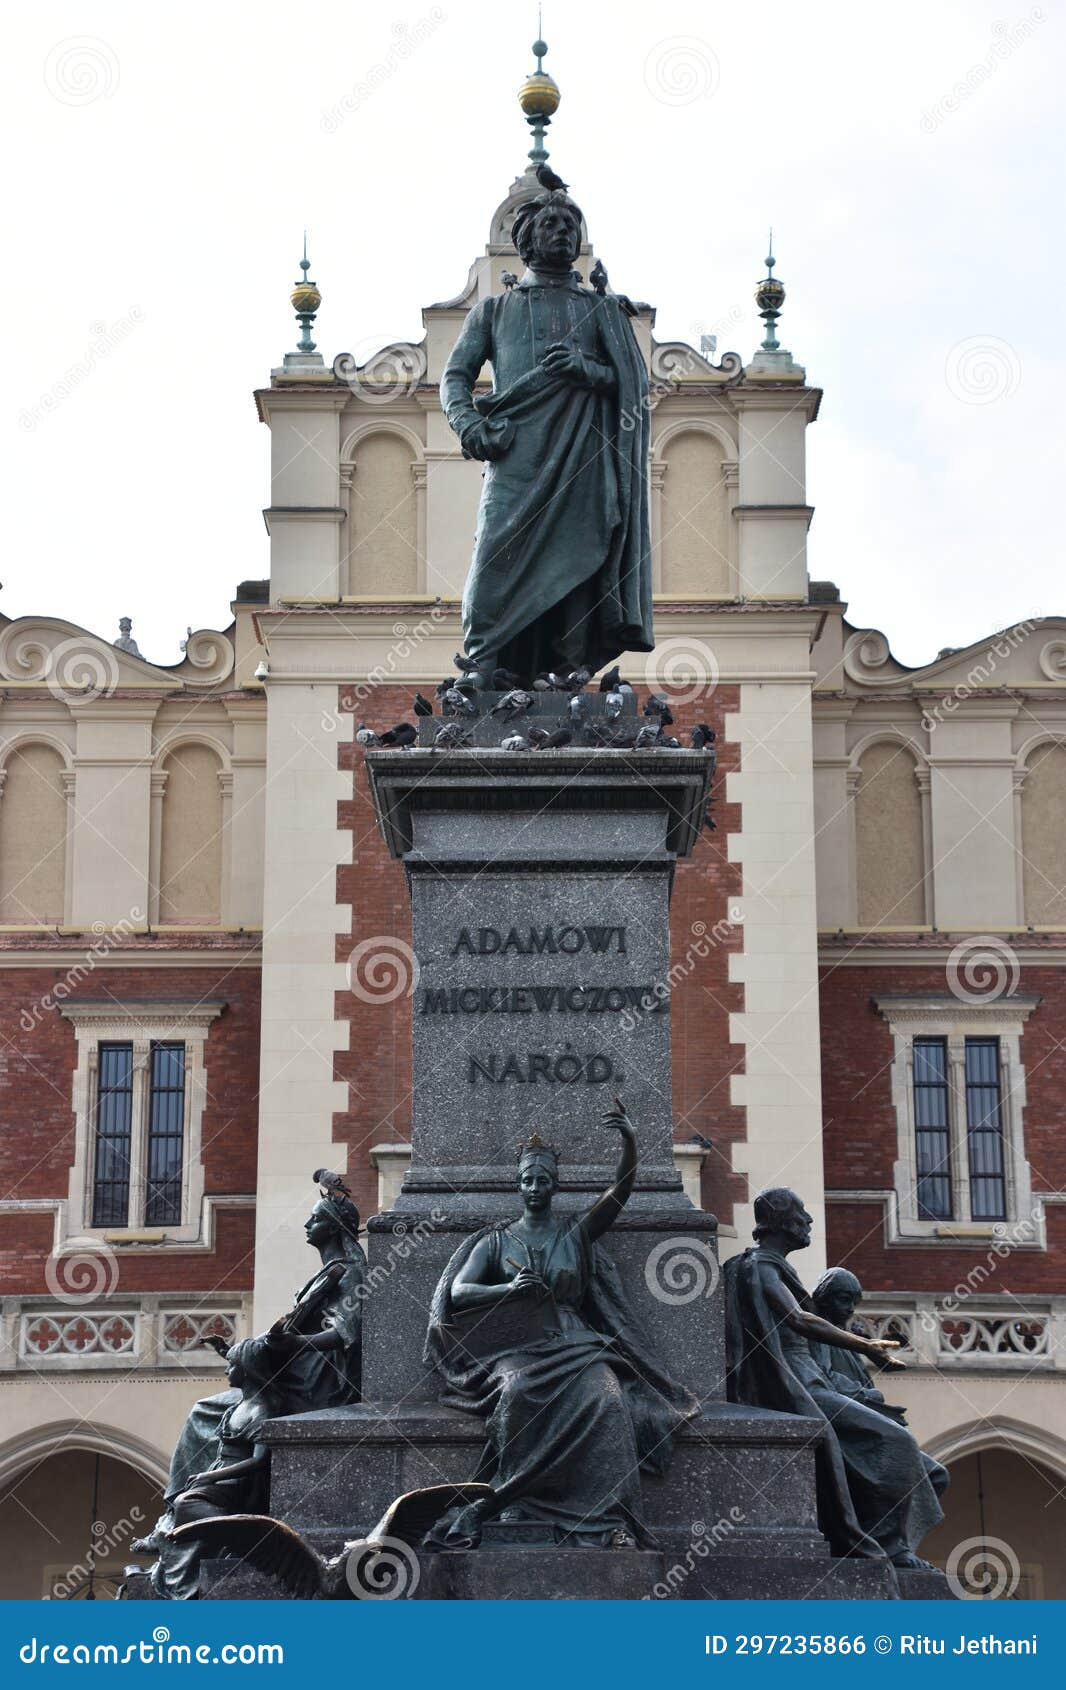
[5,0,1063,667]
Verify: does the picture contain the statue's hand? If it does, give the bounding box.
[508,1267,550,1299]
[460,417,514,462]
[602,1098,634,1135]
[866,1338,906,1372]
[541,342,595,385]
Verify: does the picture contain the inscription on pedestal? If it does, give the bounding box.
[409,874,677,1180]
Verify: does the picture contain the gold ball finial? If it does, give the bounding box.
[518,70,560,120]
[290,280,322,314]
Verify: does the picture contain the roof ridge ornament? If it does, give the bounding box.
[518,29,560,168]
[290,233,321,355]
[755,230,785,353]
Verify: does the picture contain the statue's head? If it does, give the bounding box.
[511,191,583,274]
[119,616,132,634]
[225,1334,276,1394]
[811,1267,863,1328]
[517,1132,560,1212]
[305,1190,362,1255]
[752,1186,813,1251]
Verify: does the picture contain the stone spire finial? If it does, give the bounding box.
[518,27,560,168]
[755,231,785,353]
[290,234,322,355]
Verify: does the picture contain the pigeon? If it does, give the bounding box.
[501,733,532,752]
[535,163,569,194]
[532,672,554,692]
[644,694,674,725]
[378,722,417,748]
[453,651,485,676]
[703,805,717,831]
[568,693,585,722]
[604,690,625,721]
[689,1133,714,1151]
[633,724,662,749]
[491,689,534,720]
[442,686,478,717]
[501,270,518,291]
[489,666,522,691]
[692,723,716,751]
[355,724,380,747]
[590,259,608,296]
[598,665,621,691]
[413,692,434,717]
[661,735,681,748]
[546,671,577,692]
[433,721,468,749]
[565,667,592,691]
[313,1167,354,1200]
[529,726,573,749]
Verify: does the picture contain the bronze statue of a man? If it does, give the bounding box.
[724,1188,947,1567]
[441,187,653,684]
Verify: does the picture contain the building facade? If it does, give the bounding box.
[1,157,1064,1598]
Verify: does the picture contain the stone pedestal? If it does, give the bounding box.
[174,742,948,1603]
[355,744,724,1410]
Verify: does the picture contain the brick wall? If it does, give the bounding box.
[819,958,1066,1292]
[0,960,260,1294]
[333,680,746,1227]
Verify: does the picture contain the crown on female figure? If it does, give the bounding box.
[517,1132,561,1167]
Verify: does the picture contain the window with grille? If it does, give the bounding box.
[912,1038,952,1220]
[90,1040,187,1228]
[965,1037,1006,1221]
[909,1033,1009,1225]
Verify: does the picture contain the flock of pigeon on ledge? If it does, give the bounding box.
[354,654,717,755]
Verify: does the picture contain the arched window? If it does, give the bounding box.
[346,432,418,595]
[0,743,67,924]
[157,744,223,925]
[855,742,925,927]
[1021,742,1066,925]
[659,430,730,594]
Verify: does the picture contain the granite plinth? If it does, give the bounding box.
[359,1206,723,1404]
[258,1403,825,1556]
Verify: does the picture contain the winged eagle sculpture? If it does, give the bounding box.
[170,1483,494,1599]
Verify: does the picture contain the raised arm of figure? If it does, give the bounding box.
[580,1099,638,1243]
[761,1271,904,1368]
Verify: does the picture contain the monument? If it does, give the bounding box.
[125,37,951,1603]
